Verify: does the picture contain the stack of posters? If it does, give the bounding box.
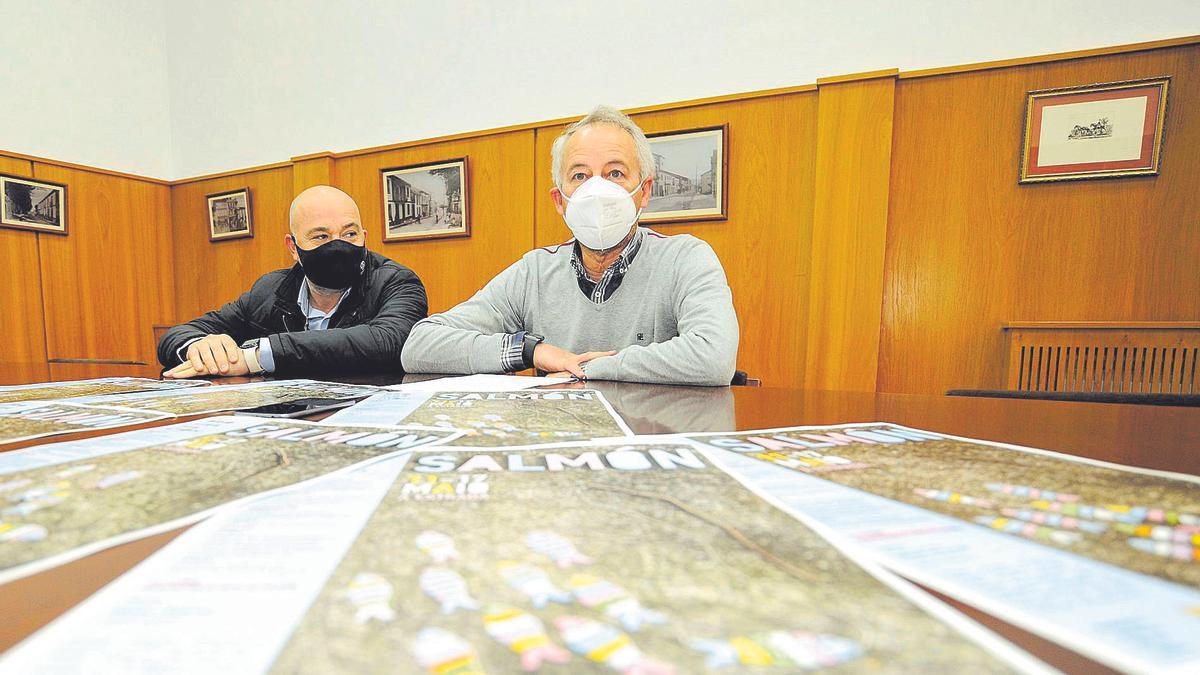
[0,402,173,444]
[686,423,1200,673]
[0,439,1045,674]
[64,380,383,416]
[0,415,462,583]
[3,385,1197,673]
[0,379,383,445]
[0,378,207,405]
[324,390,633,447]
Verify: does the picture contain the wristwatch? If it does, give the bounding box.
[240,338,266,375]
[522,333,545,370]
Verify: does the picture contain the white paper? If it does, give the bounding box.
[1037,96,1147,167]
[322,391,434,426]
[385,374,569,392]
[688,424,1200,675]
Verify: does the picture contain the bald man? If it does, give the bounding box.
[157,185,428,378]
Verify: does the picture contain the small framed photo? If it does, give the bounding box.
[207,188,253,241]
[642,125,728,224]
[1020,77,1169,183]
[381,158,470,242]
[1,174,67,235]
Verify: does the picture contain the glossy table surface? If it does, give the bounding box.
[2,374,1198,674]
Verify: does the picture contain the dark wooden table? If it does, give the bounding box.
[3,376,1198,674]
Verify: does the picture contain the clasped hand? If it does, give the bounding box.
[163,334,249,379]
[533,343,615,379]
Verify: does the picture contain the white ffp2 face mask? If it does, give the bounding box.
[560,176,644,251]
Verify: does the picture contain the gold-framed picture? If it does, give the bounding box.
[1,174,67,235]
[381,158,470,242]
[642,125,728,224]
[207,188,253,241]
[1019,77,1169,183]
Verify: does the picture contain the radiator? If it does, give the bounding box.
[1003,323,1199,394]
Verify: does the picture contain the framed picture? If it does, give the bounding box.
[0,174,67,235]
[207,188,253,241]
[1019,77,1169,183]
[642,125,728,224]
[381,158,470,242]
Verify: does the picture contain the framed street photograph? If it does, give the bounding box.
[381,158,470,242]
[642,125,728,224]
[207,188,253,241]
[1019,77,1169,183]
[0,174,67,235]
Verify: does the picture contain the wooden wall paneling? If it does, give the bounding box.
[803,74,897,392]
[292,152,336,193]
[334,130,536,314]
[531,95,819,387]
[170,167,295,323]
[33,164,172,368]
[880,44,1200,395]
[0,155,49,383]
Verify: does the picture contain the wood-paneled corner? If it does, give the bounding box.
[879,41,1200,395]
[805,74,897,393]
[333,130,536,315]
[31,163,172,371]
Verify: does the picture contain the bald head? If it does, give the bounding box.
[285,185,365,261]
[288,185,361,234]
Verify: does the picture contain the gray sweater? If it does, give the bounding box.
[400,228,739,386]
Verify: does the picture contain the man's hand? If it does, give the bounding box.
[164,334,249,379]
[532,343,615,379]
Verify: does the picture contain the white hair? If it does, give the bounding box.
[550,105,656,188]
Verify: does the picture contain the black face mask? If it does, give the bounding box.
[295,239,366,291]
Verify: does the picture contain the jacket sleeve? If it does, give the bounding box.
[156,288,258,369]
[400,258,528,374]
[267,266,429,375]
[581,241,739,386]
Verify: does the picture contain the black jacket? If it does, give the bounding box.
[157,251,427,376]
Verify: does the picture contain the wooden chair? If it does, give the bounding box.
[731,370,761,386]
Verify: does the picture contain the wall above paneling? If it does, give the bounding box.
[3,36,1198,393]
[3,4,1199,179]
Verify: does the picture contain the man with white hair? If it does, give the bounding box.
[401,105,738,386]
[158,185,428,378]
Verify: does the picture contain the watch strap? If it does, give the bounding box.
[522,333,544,370]
[240,339,265,375]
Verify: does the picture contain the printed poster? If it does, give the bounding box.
[325,390,633,447]
[65,380,381,416]
[0,416,462,583]
[0,377,206,405]
[0,440,1047,674]
[686,423,1200,674]
[0,401,172,445]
